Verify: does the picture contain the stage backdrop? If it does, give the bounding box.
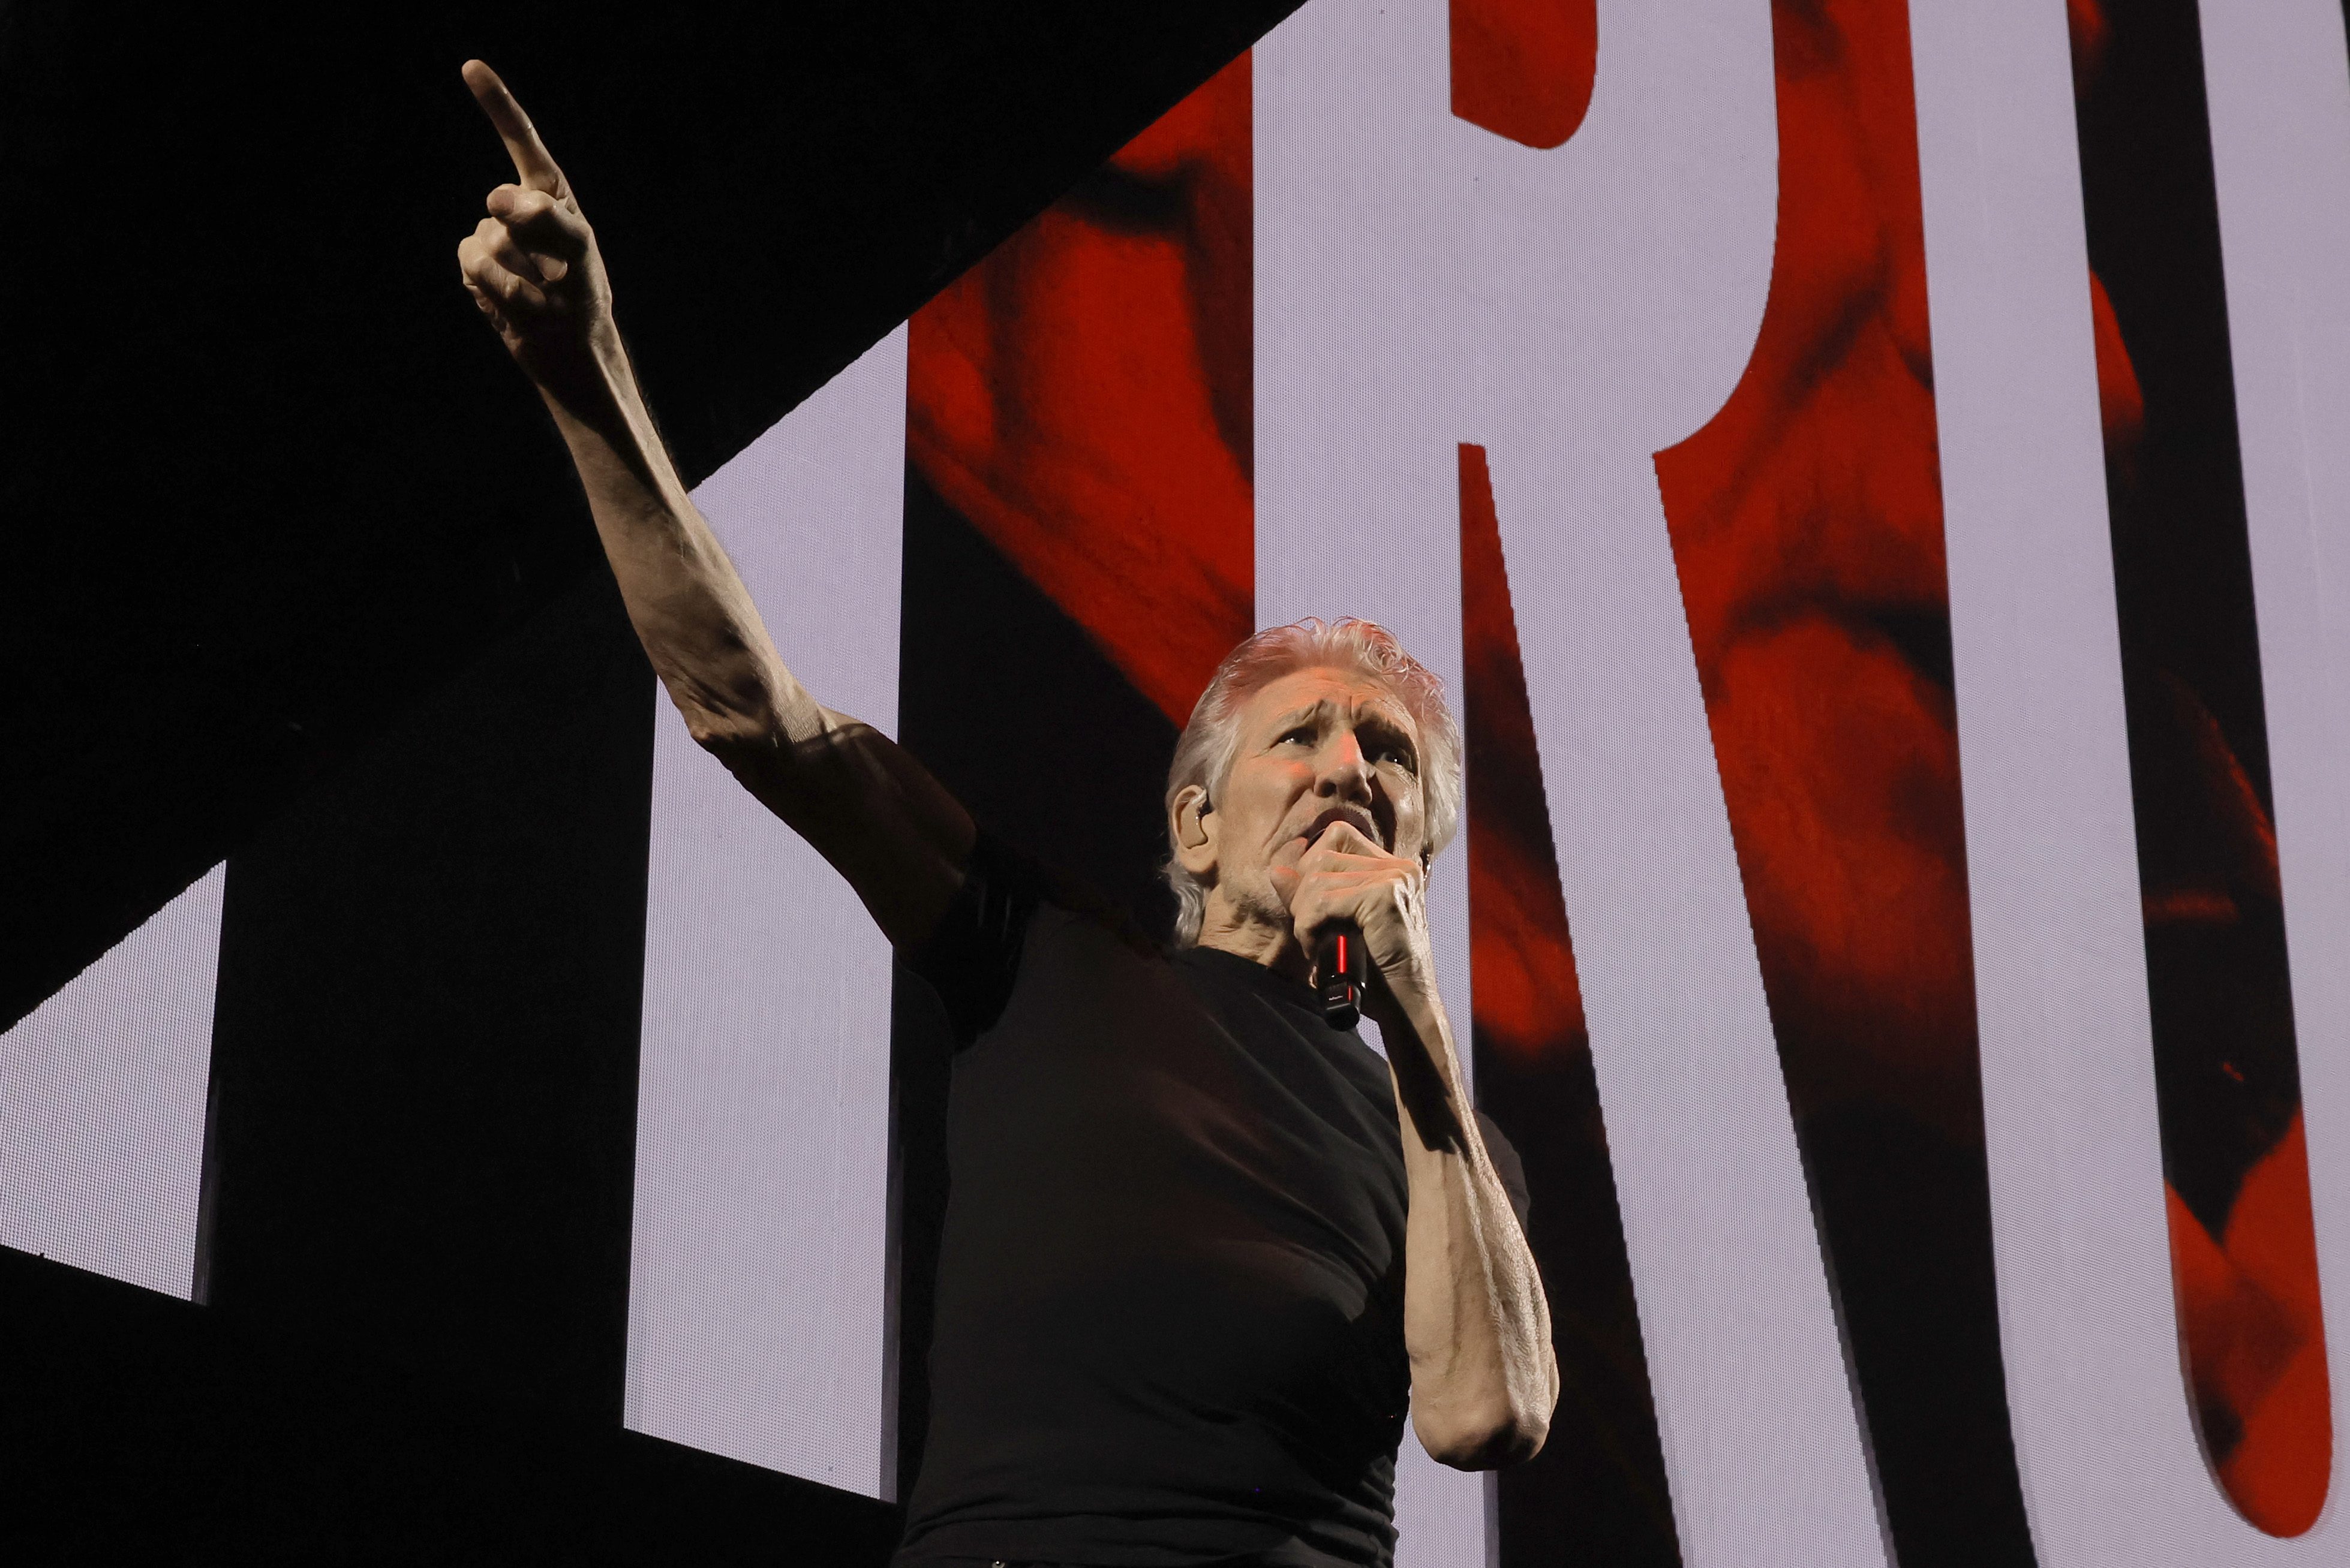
[8,2,2348,1565]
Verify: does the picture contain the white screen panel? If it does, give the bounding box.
[624,327,909,1497]
[0,863,224,1299]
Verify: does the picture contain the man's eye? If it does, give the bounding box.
[1279,727,1314,745]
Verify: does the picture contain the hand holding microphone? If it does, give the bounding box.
[1293,811,1429,1031]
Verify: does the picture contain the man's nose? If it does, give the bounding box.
[1317,732,1373,799]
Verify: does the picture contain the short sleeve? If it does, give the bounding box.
[1476,1109,1533,1231]
[904,830,1047,1047]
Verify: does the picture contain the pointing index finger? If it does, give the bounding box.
[462,59,568,198]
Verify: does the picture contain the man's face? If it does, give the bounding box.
[1177,666,1428,940]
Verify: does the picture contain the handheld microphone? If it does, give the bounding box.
[1303,814,1374,1028]
[1317,925,1368,1029]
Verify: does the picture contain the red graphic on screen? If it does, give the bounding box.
[906,56,1254,727]
[1651,2,2034,1561]
[2067,0,2329,1531]
[1450,0,1597,149]
[1462,449,1587,1072]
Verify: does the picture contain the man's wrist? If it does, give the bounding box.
[1368,967,1449,1061]
[1381,1000,1471,1154]
[528,318,629,418]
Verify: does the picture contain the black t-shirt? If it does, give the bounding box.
[895,835,1529,1568]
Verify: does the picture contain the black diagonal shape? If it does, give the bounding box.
[2,4,1299,1555]
[1,0,1302,1030]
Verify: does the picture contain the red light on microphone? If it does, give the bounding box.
[1319,929,1366,1028]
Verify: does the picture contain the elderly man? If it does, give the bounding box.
[455,61,1556,1568]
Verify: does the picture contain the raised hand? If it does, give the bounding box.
[455,61,611,388]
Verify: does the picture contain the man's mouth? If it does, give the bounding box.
[1302,805,1384,850]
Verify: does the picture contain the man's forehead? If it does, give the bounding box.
[1247,667,1416,730]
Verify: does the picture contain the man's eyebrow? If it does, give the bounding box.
[1269,701,1328,731]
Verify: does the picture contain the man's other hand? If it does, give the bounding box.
[455,61,611,390]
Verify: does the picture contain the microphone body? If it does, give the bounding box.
[1317,925,1368,1029]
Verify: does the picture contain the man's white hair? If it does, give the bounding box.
[1162,617,1463,947]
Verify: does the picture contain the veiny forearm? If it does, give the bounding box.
[530,333,972,943]
[536,333,819,750]
[1383,984,1559,1469]
[455,64,971,950]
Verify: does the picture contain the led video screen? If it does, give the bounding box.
[8,3,2346,1565]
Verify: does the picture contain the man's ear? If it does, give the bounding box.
[1171,784,1217,875]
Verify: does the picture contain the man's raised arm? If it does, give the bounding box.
[453,61,972,946]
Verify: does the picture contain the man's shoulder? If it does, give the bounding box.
[907,825,1166,1046]
[974,827,1167,964]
